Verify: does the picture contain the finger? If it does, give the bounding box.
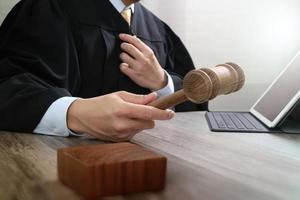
[111,119,154,142]
[127,118,155,131]
[120,62,137,79]
[120,52,139,69]
[119,34,149,53]
[120,62,130,68]
[125,104,175,121]
[143,92,158,104]
[121,42,144,60]
[117,119,154,137]
[118,91,158,105]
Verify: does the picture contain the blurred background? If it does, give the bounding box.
[1,0,300,111]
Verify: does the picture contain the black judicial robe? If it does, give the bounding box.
[0,0,208,133]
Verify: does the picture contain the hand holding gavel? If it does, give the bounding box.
[149,63,245,109]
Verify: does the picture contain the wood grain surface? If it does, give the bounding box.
[58,143,166,199]
[149,63,245,109]
[0,112,300,200]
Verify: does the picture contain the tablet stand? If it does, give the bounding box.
[278,98,300,134]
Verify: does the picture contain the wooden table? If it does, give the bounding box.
[1,112,300,200]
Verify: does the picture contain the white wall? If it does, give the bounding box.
[142,0,300,111]
[1,0,300,111]
[0,0,19,24]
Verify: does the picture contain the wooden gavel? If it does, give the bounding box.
[57,65,244,199]
[149,62,245,109]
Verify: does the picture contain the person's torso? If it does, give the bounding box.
[60,0,169,97]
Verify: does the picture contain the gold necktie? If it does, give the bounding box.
[121,8,132,26]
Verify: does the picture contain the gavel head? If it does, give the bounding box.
[183,63,245,104]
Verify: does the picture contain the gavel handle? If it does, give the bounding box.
[148,90,187,110]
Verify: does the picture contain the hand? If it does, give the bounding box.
[67,91,175,142]
[119,33,167,91]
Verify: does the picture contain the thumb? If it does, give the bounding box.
[118,91,157,105]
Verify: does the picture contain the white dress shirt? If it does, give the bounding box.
[34,0,174,136]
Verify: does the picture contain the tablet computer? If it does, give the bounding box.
[250,51,300,128]
[206,51,300,133]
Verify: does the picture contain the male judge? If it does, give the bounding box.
[0,0,208,141]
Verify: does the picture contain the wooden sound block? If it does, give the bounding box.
[57,142,167,199]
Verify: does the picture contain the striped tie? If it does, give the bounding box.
[121,8,132,26]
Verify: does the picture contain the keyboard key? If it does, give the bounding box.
[228,113,246,129]
[242,113,268,131]
[236,113,256,130]
[213,113,227,128]
[220,113,236,129]
[206,112,270,133]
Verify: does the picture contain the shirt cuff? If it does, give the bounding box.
[33,97,79,137]
[154,70,175,98]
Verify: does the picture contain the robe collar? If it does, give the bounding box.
[59,0,163,41]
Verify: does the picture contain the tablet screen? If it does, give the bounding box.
[250,52,300,127]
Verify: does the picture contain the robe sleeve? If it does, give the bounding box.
[164,24,208,112]
[0,0,76,133]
